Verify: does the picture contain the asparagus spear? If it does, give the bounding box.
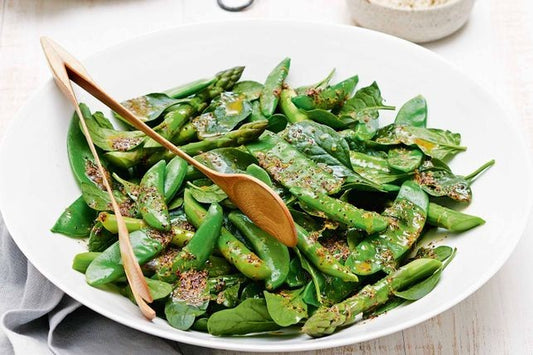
[302,258,442,337]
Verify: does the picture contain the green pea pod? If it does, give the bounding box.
[349,181,428,275]
[51,196,97,238]
[83,111,145,152]
[98,212,146,233]
[296,224,358,282]
[229,211,290,290]
[279,89,309,123]
[85,229,168,286]
[246,131,343,195]
[68,104,110,186]
[171,203,223,273]
[164,156,187,202]
[290,188,389,235]
[88,222,117,252]
[183,190,271,281]
[427,202,485,232]
[144,104,195,148]
[139,160,171,231]
[245,164,273,187]
[260,57,290,117]
[72,252,101,273]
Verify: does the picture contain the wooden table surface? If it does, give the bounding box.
[1,0,532,354]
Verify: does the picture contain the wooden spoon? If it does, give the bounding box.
[40,38,156,319]
[41,37,298,248]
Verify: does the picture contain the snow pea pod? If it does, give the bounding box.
[387,147,424,173]
[83,111,145,152]
[139,160,171,231]
[171,203,223,274]
[260,57,290,117]
[143,104,194,148]
[290,188,389,235]
[295,224,358,283]
[229,211,290,290]
[183,190,271,281]
[292,75,358,111]
[72,252,101,273]
[427,202,485,232]
[88,222,116,252]
[279,88,309,123]
[51,196,97,238]
[246,131,343,195]
[164,156,187,202]
[302,258,442,337]
[349,181,428,275]
[85,228,170,286]
[98,212,146,233]
[67,105,110,187]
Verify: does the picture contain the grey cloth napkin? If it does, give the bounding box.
[0,214,183,355]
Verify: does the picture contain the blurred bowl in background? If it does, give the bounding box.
[346,0,475,43]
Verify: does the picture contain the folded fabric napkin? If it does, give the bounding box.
[0,214,182,355]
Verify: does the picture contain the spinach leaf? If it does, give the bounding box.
[192,92,252,139]
[264,287,308,327]
[292,75,358,111]
[285,258,308,288]
[415,159,471,202]
[306,109,350,129]
[395,95,427,127]
[339,82,395,123]
[295,68,336,95]
[207,298,282,336]
[195,148,257,174]
[186,182,227,203]
[282,121,352,169]
[349,151,409,185]
[121,93,187,123]
[374,125,466,161]
[165,270,210,330]
[387,148,424,172]
[123,277,173,303]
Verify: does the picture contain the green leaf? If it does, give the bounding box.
[395,95,427,128]
[339,82,395,123]
[84,112,145,152]
[192,92,252,139]
[51,196,97,238]
[264,288,308,327]
[165,270,210,330]
[416,159,472,202]
[374,125,466,161]
[233,80,264,100]
[88,222,117,252]
[387,148,424,173]
[123,278,173,302]
[285,257,308,288]
[282,120,352,169]
[121,92,185,123]
[195,148,257,174]
[349,151,409,186]
[187,182,227,203]
[292,75,358,111]
[207,298,282,336]
[306,108,352,129]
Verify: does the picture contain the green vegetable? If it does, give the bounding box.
[302,258,442,337]
[290,188,389,235]
[292,75,358,111]
[349,181,428,275]
[207,298,282,336]
[51,196,97,238]
[260,58,290,117]
[229,211,290,290]
[72,252,101,273]
[139,160,171,231]
[264,287,308,326]
[164,156,187,202]
[427,202,485,232]
[395,95,427,127]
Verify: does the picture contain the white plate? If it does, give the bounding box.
[0,21,531,352]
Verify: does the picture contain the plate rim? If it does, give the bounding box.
[1,19,532,352]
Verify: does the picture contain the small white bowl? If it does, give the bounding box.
[346,0,475,43]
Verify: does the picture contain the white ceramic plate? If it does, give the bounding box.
[0,21,531,352]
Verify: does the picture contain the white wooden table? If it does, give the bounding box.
[1,0,532,353]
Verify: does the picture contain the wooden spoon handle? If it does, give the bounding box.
[41,37,156,320]
[45,39,217,180]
